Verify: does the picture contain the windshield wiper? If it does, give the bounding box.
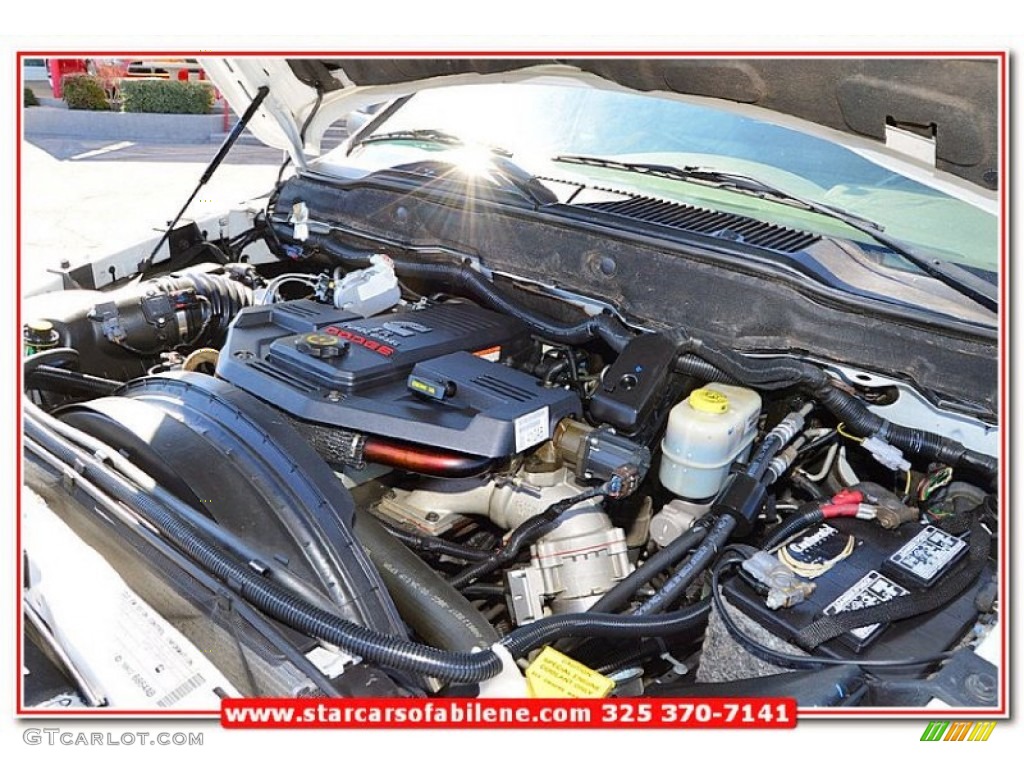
[553,154,997,313]
[352,128,512,157]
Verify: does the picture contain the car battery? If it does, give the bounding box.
[724,517,987,660]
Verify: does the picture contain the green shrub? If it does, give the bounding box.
[62,74,109,111]
[23,86,39,107]
[120,79,214,115]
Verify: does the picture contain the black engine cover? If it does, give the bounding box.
[217,300,581,457]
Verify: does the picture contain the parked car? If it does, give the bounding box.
[21,56,1002,712]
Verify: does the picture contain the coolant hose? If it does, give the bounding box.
[501,599,711,658]
[588,521,710,614]
[23,407,503,684]
[354,511,500,651]
[303,233,635,352]
[23,348,80,377]
[26,365,122,397]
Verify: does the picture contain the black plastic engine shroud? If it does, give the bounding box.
[216,300,582,457]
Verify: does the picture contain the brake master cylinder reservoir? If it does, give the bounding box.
[658,384,762,500]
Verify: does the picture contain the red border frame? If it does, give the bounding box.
[15,49,1009,720]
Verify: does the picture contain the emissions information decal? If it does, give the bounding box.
[114,591,210,707]
[823,571,909,641]
[23,489,238,710]
[888,526,967,582]
[514,406,550,452]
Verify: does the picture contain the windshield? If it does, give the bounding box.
[344,82,997,274]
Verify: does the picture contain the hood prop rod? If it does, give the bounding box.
[134,85,271,281]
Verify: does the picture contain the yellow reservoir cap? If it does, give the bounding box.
[688,388,730,414]
[27,319,54,333]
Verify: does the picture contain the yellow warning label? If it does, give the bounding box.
[525,646,615,698]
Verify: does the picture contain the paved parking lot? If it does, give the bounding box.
[24,136,283,165]
[20,139,281,295]
[20,120,349,295]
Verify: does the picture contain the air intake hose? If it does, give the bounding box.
[84,268,252,357]
[147,270,253,344]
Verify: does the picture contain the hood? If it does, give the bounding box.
[199,56,999,190]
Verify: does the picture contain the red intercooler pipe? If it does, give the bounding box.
[362,436,496,478]
[290,419,497,478]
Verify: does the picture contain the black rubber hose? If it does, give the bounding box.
[501,599,711,658]
[674,346,997,483]
[26,365,122,397]
[763,502,826,551]
[23,348,80,377]
[746,433,785,482]
[354,512,500,652]
[376,519,491,563]
[542,358,571,386]
[447,486,607,589]
[24,411,502,683]
[304,234,635,352]
[461,584,507,599]
[588,522,710,614]
[633,514,738,615]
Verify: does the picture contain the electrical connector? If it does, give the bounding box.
[861,435,911,472]
[289,201,310,241]
[606,463,642,499]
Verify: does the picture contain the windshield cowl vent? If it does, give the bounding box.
[577,195,821,254]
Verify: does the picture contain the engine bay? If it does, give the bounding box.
[21,183,1000,709]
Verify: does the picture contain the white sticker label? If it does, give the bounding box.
[824,571,909,641]
[114,591,211,707]
[889,526,967,581]
[514,406,550,452]
[23,489,239,710]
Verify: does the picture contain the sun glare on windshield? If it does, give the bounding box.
[450,145,498,178]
